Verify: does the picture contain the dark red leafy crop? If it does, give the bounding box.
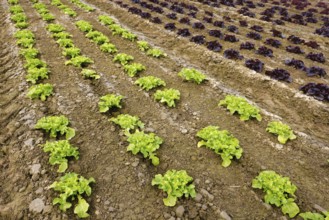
[151,17,162,24]
[287,35,305,44]
[209,30,222,38]
[300,83,329,101]
[177,28,191,37]
[164,23,176,31]
[206,41,222,52]
[306,52,326,63]
[213,21,225,28]
[265,38,282,48]
[315,26,329,37]
[179,17,190,25]
[256,46,274,57]
[305,67,327,77]
[247,32,262,40]
[240,42,255,50]
[166,13,177,20]
[224,34,239,42]
[271,29,284,38]
[227,25,238,33]
[250,25,264,32]
[190,35,206,44]
[224,49,244,60]
[193,22,205,29]
[265,69,292,82]
[285,58,305,69]
[239,20,248,27]
[304,41,319,49]
[140,12,151,19]
[286,46,304,54]
[245,59,264,73]
[203,17,213,23]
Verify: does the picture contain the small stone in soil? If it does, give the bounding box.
[29,198,45,213]
[176,205,185,217]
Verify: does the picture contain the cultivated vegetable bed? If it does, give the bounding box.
[1,0,329,219]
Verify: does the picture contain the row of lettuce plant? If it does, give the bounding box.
[9,0,54,101]
[29,0,96,218]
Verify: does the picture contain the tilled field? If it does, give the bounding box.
[0,0,329,219]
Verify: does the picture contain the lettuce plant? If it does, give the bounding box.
[300,211,329,220]
[126,130,163,166]
[197,126,243,167]
[99,43,117,54]
[121,31,137,41]
[98,15,114,25]
[15,21,28,29]
[20,48,39,59]
[35,115,75,139]
[152,170,196,206]
[11,13,27,23]
[14,30,34,39]
[134,76,166,91]
[252,170,300,218]
[178,68,206,84]
[16,38,35,48]
[85,30,102,39]
[98,94,123,113]
[50,172,95,218]
[26,67,49,84]
[62,47,81,58]
[27,83,53,101]
[65,56,93,68]
[41,13,55,22]
[123,63,146,77]
[9,5,23,13]
[47,23,65,33]
[90,34,109,45]
[52,31,72,39]
[219,95,262,121]
[81,69,100,79]
[109,24,125,35]
[62,7,77,17]
[8,0,18,5]
[56,38,74,48]
[42,140,79,172]
[266,121,296,144]
[110,114,144,133]
[24,58,47,69]
[75,20,93,32]
[113,53,134,65]
[154,88,180,107]
[137,40,150,52]
[146,48,167,58]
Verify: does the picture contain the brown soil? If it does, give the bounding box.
[1,0,329,219]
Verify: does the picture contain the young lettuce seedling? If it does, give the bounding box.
[9,5,24,13]
[178,68,206,84]
[52,31,72,39]
[154,88,180,107]
[35,115,75,139]
[299,211,329,220]
[196,126,243,167]
[75,20,93,33]
[46,23,65,33]
[98,94,124,113]
[98,15,114,25]
[62,47,81,58]
[16,38,35,48]
[110,114,144,133]
[219,95,262,121]
[266,121,296,144]
[135,76,166,91]
[137,41,150,52]
[20,48,39,59]
[24,58,47,69]
[27,83,53,101]
[26,67,49,84]
[56,38,74,48]
[81,69,100,80]
[42,140,79,172]
[121,31,137,41]
[152,170,196,206]
[126,130,162,166]
[14,30,35,39]
[100,43,117,54]
[146,48,167,58]
[123,63,146,77]
[252,170,300,218]
[65,56,93,68]
[113,53,134,65]
[50,172,95,218]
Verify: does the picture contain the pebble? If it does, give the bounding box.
[175,206,185,218]
[30,164,41,175]
[96,198,101,203]
[24,138,34,148]
[109,207,115,212]
[220,211,232,220]
[43,205,52,214]
[181,129,188,134]
[104,200,110,206]
[200,189,214,201]
[163,212,171,219]
[194,193,203,202]
[132,161,139,167]
[202,204,208,210]
[35,187,43,194]
[314,204,326,212]
[29,198,45,213]
[168,217,175,220]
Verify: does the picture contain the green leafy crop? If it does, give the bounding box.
[20,48,39,59]
[100,43,117,54]
[121,31,137,41]
[62,47,81,58]
[26,67,49,84]
[47,23,65,33]
[126,130,163,166]
[42,140,79,172]
[300,211,329,220]
[146,48,167,58]
[65,56,93,68]
[137,41,150,52]
[113,53,134,65]
[56,38,74,48]
[14,30,34,39]
[9,5,23,13]
[27,83,53,101]
[81,69,100,80]
[62,7,77,17]
[110,114,144,133]
[135,76,166,91]
[50,172,95,218]
[98,15,114,25]
[16,38,35,48]
[123,63,146,77]
[152,170,196,207]
[52,31,72,39]
[196,126,243,167]
[8,0,19,5]
[266,121,296,144]
[90,34,109,45]
[35,115,75,139]
[178,68,206,84]
[41,13,55,22]
[98,94,123,113]
[109,24,125,35]
[75,20,93,33]
[15,21,28,29]
[154,88,180,107]
[85,30,102,39]
[219,95,262,121]
[24,58,47,69]
[252,170,300,218]
[11,13,27,23]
